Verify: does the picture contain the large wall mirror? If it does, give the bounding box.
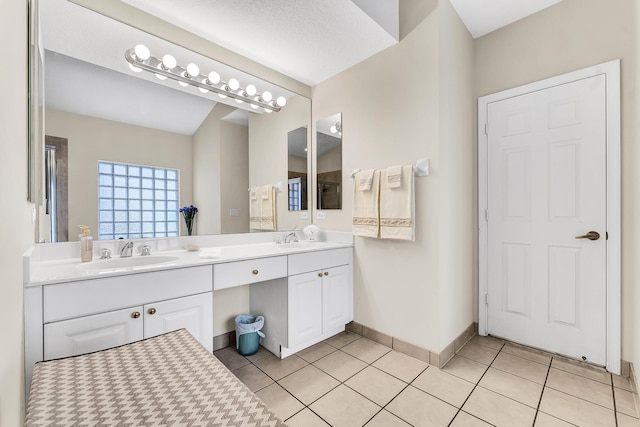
[35,0,311,243]
[316,113,342,210]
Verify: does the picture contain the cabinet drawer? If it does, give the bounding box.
[214,256,287,290]
[288,248,351,276]
[44,265,213,323]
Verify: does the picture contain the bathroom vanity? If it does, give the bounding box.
[23,233,353,390]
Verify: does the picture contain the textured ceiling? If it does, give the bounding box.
[449,0,564,38]
[121,0,399,86]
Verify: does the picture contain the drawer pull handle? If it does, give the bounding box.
[252,269,259,275]
[147,308,157,315]
[318,272,323,277]
[324,271,329,276]
[131,311,141,319]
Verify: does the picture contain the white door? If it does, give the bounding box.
[144,292,213,352]
[486,75,607,364]
[288,271,323,348]
[44,306,144,360]
[322,265,352,333]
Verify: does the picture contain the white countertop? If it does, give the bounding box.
[25,241,353,286]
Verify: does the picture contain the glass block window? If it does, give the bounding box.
[288,177,301,211]
[98,161,179,240]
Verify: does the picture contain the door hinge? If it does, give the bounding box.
[485,294,489,306]
[484,209,489,221]
[484,123,489,135]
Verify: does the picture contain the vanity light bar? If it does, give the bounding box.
[124,45,287,113]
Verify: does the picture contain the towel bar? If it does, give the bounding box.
[248,181,283,192]
[350,158,430,180]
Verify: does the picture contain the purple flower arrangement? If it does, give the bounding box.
[179,205,198,236]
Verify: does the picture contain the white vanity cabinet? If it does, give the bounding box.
[251,248,353,357]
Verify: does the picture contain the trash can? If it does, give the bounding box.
[235,314,265,356]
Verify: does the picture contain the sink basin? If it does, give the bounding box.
[78,255,180,270]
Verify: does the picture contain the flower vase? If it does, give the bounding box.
[186,218,195,236]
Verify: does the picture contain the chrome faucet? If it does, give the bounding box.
[284,231,299,244]
[120,241,134,258]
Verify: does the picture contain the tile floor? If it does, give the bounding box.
[214,332,640,427]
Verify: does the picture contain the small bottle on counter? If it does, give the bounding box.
[79,225,94,263]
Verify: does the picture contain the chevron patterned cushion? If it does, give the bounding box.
[26,329,286,426]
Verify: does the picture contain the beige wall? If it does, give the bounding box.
[249,95,312,231]
[0,0,31,424]
[45,109,193,240]
[475,0,638,364]
[317,143,342,174]
[635,0,640,392]
[288,155,307,174]
[220,121,249,234]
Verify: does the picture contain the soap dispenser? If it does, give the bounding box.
[79,225,94,263]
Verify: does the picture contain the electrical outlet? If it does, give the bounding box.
[316,211,325,220]
[300,212,308,219]
[229,209,240,217]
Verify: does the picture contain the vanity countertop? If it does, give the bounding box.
[25,241,353,287]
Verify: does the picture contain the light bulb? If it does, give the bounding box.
[156,71,167,81]
[250,103,259,109]
[186,63,200,77]
[129,63,142,73]
[235,98,244,104]
[245,84,257,96]
[162,54,177,69]
[199,78,209,93]
[330,125,337,134]
[134,44,150,61]
[218,92,228,99]
[262,91,272,102]
[179,81,189,87]
[208,71,220,84]
[276,96,287,107]
[265,108,273,113]
[228,78,240,91]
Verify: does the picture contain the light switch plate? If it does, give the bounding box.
[229,209,240,217]
[300,212,308,219]
[316,211,325,220]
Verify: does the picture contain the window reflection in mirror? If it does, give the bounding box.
[287,126,308,211]
[316,113,342,210]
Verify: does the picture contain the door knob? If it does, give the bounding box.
[575,231,600,241]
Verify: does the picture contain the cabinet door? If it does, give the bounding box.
[144,292,213,353]
[44,306,144,360]
[288,271,323,348]
[322,265,352,333]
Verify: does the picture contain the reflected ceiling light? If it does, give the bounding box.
[125,45,286,112]
[330,121,342,136]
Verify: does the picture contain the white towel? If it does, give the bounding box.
[386,165,402,188]
[380,165,415,241]
[357,169,375,191]
[352,170,380,238]
[260,185,276,231]
[249,186,261,230]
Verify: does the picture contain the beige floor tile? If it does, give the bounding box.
[386,386,458,427]
[617,412,640,427]
[502,343,553,366]
[365,409,411,427]
[372,350,429,382]
[457,342,499,365]
[614,387,640,418]
[278,365,340,405]
[470,335,505,350]
[450,411,493,426]
[479,367,543,408]
[313,350,368,381]
[245,346,273,363]
[412,366,475,408]
[546,367,613,409]
[534,412,575,426]
[285,408,330,427]
[462,387,536,427]
[232,363,273,392]
[442,355,488,383]
[255,383,305,421]
[613,374,635,392]
[551,357,612,385]
[492,352,549,384]
[324,331,361,349]
[310,384,381,427]
[342,338,391,364]
[213,346,250,371]
[253,353,308,381]
[539,387,616,427]
[297,342,337,363]
[345,366,407,407]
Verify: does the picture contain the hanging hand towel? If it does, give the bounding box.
[249,186,261,230]
[380,165,415,241]
[260,185,276,231]
[357,169,375,191]
[352,169,380,238]
[386,165,402,188]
